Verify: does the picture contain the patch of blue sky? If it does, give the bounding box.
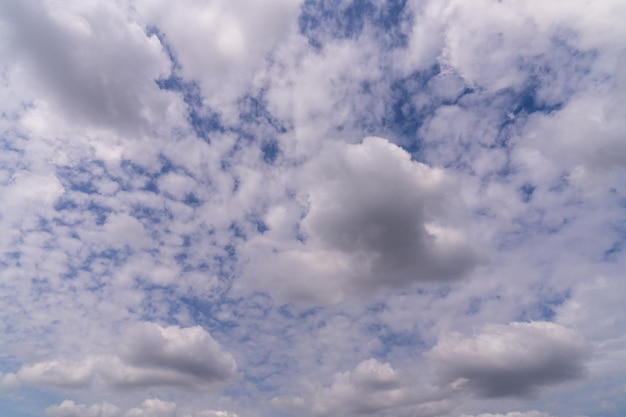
[150,22,227,143]
[0,387,60,417]
[603,222,626,261]
[465,297,482,315]
[299,0,410,48]
[0,131,26,167]
[516,292,570,323]
[519,183,536,203]
[249,214,269,234]
[498,211,571,251]
[56,163,104,195]
[156,75,224,142]
[367,322,424,358]
[381,65,441,153]
[86,247,132,269]
[238,92,287,134]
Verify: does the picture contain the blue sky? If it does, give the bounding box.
[0,1,625,416]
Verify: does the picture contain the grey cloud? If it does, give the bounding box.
[18,322,236,390]
[245,137,482,303]
[0,0,170,132]
[115,322,236,386]
[429,321,591,398]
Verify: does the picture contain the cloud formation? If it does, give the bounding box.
[245,137,481,303]
[429,322,591,397]
[0,0,624,416]
[19,323,236,390]
[272,358,453,417]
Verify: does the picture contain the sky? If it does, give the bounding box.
[0,0,625,416]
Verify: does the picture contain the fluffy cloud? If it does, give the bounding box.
[0,0,625,416]
[272,358,453,417]
[429,321,591,397]
[133,0,302,113]
[125,399,177,417]
[244,137,481,303]
[19,322,236,390]
[0,0,172,133]
[108,322,236,389]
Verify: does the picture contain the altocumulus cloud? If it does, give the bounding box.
[0,0,625,416]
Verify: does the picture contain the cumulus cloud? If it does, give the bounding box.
[244,137,481,303]
[125,399,177,417]
[19,322,236,390]
[1,0,625,416]
[429,321,591,397]
[108,322,236,388]
[272,358,452,417]
[0,0,172,132]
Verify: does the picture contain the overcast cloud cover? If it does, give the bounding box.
[0,0,624,416]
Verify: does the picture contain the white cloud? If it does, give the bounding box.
[272,358,453,417]
[244,137,481,303]
[0,0,172,133]
[0,0,625,416]
[45,399,240,417]
[109,322,236,389]
[0,371,19,392]
[125,398,177,417]
[19,358,96,388]
[133,0,302,116]
[18,322,236,390]
[429,321,591,397]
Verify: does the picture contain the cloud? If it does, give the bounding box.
[18,322,236,390]
[1,0,625,416]
[244,136,481,303]
[46,400,122,417]
[45,399,239,417]
[133,0,302,114]
[460,412,554,417]
[125,399,177,417]
[108,322,236,389]
[0,0,172,133]
[271,358,453,417]
[429,321,591,398]
[19,358,96,388]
